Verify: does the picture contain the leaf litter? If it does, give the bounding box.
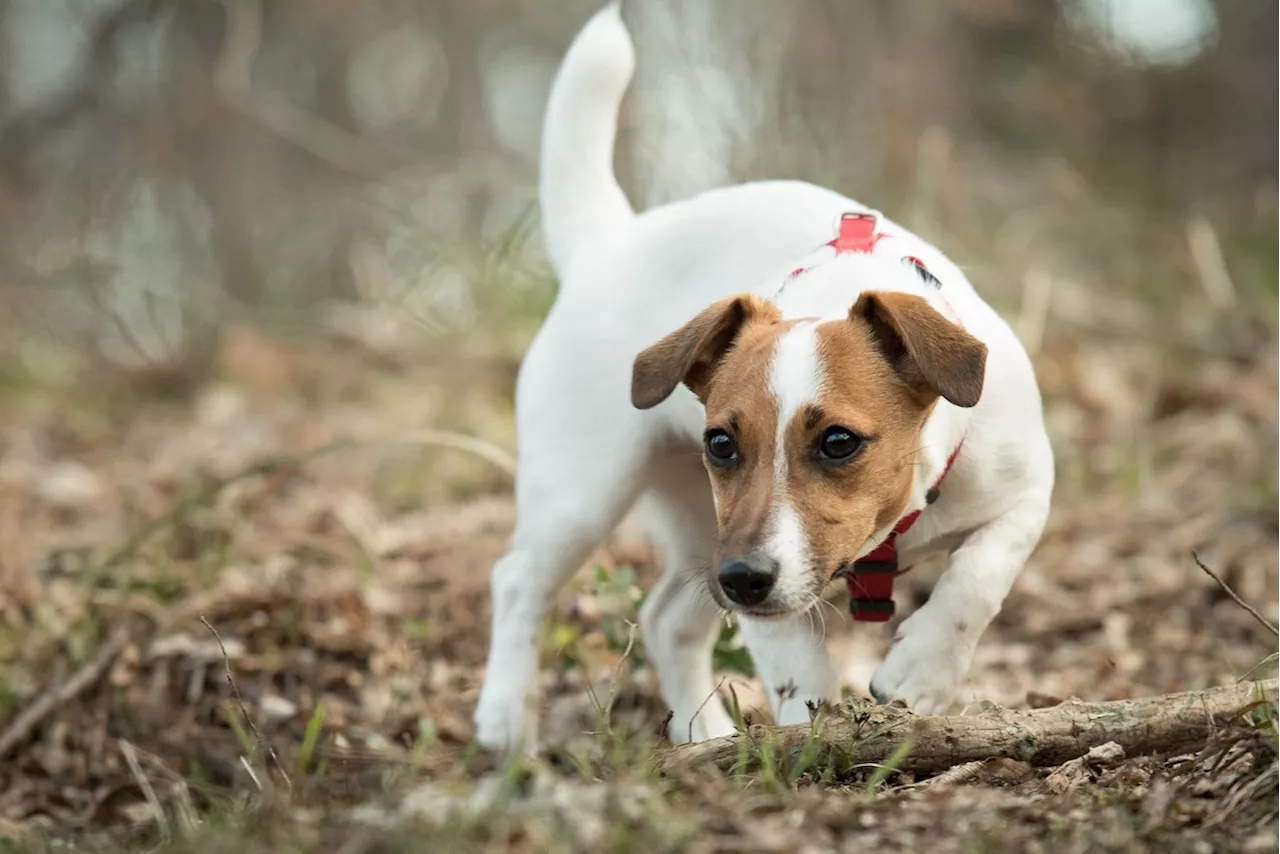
[0,315,1275,853]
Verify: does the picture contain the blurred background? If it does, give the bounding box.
[0,0,1276,846]
[0,0,1274,390]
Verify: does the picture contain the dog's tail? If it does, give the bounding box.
[539,2,635,278]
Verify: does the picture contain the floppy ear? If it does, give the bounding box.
[632,295,778,409]
[851,291,987,408]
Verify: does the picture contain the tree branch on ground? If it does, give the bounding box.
[654,679,1278,776]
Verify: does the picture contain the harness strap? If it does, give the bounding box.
[778,212,969,623]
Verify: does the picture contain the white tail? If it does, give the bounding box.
[539,2,635,278]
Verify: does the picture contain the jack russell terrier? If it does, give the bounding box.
[474,2,1054,751]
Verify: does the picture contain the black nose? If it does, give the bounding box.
[717,557,777,607]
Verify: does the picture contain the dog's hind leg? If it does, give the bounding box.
[638,454,738,744]
[473,393,650,753]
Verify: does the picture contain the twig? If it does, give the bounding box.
[690,676,730,745]
[200,614,292,790]
[1185,216,1237,310]
[125,740,201,835]
[396,429,518,478]
[238,755,264,791]
[918,760,984,789]
[120,739,170,844]
[604,620,640,726]
[0,626,130,759]
[1192,551,1278,638]
[1236,652,1280,684]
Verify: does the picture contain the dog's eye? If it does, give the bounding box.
[817,426,863,462]
[704,429,740,466]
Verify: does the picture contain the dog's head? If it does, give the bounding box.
[631,291,987,618]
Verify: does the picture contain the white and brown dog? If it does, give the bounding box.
[474,3,1054,751]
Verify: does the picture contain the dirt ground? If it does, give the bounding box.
[0,299,1277,852]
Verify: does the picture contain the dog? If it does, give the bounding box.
[473,2,1054,751]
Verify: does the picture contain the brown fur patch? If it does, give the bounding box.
[851,291,987,408]
[631,296,781,409]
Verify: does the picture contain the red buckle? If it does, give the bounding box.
[829,212,882,255]
[846,556,896,621]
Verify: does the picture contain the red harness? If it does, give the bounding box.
[844,442,962,622]
[784,212,965,623]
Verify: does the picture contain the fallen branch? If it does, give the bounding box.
[654,679,1278,776]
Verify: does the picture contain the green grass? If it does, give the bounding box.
[297,703,327,776]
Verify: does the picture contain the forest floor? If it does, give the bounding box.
[0,284,1277,852]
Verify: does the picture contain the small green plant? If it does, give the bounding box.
[411,717,439,764]
[298,703,326,775]
[220,702,256,756]
[864,739,915,796]
[550,564,648,673]
[1247,682,1279,755]
[595,565,648,667]
[402,618,432,640]
[711,618,755,677]
[787,713,828,786]
[722,683,750,770]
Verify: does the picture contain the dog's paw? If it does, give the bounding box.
[473,687,537,754]
[868,618,974,715]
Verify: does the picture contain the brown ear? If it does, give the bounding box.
[851,291,987,408]
[632,295,778,410]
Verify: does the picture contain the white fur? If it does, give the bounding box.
[538,1,634,276]
[759,321,823,605]
[758,502,810,607]
[473,5,1055,750]
[769,322,824,446]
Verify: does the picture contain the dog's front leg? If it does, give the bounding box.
[737,611,841,726]
[869,495,1050,714]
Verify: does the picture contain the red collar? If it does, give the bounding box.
[782,213,965,622]
[846,442,963,622]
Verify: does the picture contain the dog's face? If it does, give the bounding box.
[632,291,987,617]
